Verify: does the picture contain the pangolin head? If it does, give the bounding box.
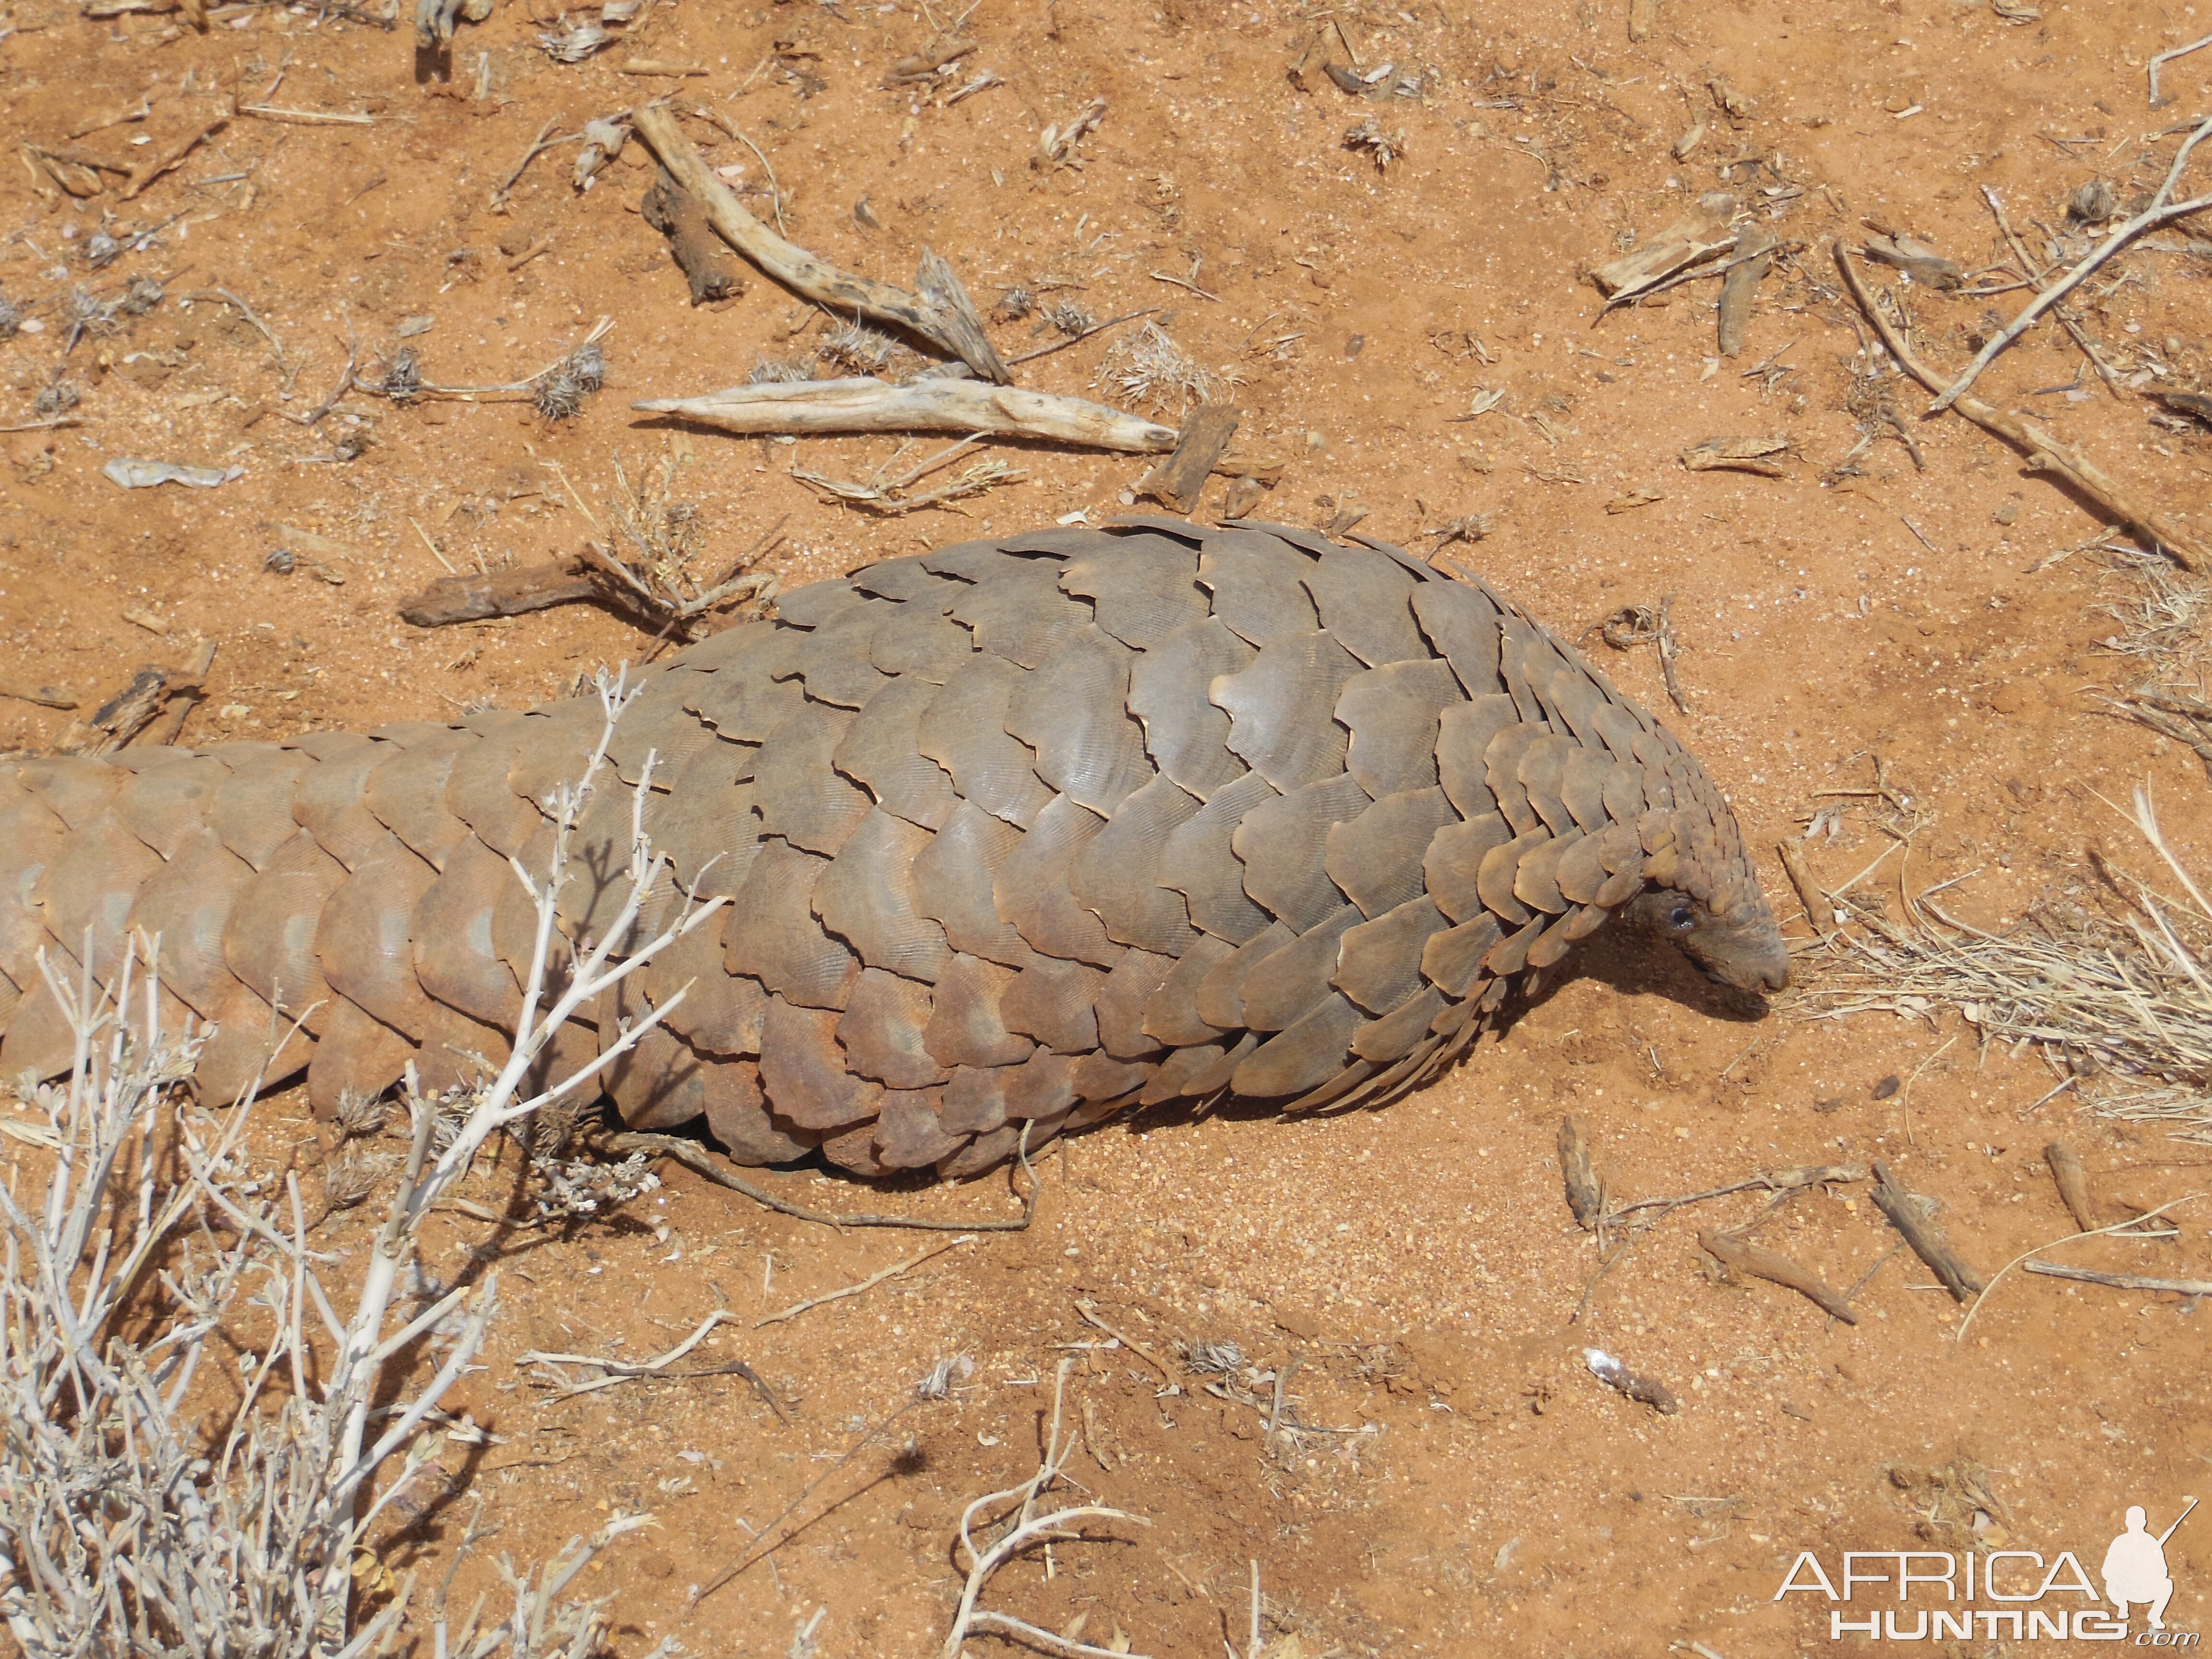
[1622,734,1790,995]
[1624,885,1791,994]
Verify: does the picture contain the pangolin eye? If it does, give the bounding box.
[1670,907,1695,930]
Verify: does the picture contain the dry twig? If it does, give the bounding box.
[1871,1159,1985,1303]
[1700,1228,1858,1323]
[2022,1260,2212,1296]
[1956,1192,2203,1341]
[938,1360,1154,1659]
[790,435,1028,516]
[2044,1140,2101,1232]
[756,1235,976,1327]
[1558,1114,1603,1231]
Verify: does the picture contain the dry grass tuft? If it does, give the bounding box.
[581,454,780,639]
[1803,785,2212,1142]
[1095,320,1240,416]
[2095,548,2212,777]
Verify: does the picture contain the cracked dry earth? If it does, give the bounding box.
[2,0,2212,1653]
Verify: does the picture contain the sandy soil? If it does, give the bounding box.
[3,0,2211,1651]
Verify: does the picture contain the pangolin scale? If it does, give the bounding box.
[0,520,1787,1178]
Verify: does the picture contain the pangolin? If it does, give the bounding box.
[0,519,1786,1178]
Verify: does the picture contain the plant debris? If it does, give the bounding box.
[1343,117,1407,171]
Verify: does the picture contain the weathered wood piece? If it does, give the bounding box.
[1871,1158,1986,1303]
[634,376,1178,451]
[643,168,747,304]
[1139,405,1241,513]
[397,561,601,626]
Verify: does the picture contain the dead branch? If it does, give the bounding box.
[939,1358,1154,1659]
[1072,1298,1177,1385]
[2022,1260,2212,1296]
[642,168,745,304]
[1588,192,1737,303]
[0,676,76,710]
[1716,223,1777,356]
[57,641,215,754]
[1609,1163,1867,1225]
[1777,840,1839,933]
[790,435,1027,515]
[490,114,576,210]
[1136,404,1240,513]
[121,113,227,200]
[515,1308,786,1417]
[397,560,602,626]
[2043,1141,2102,1233]
[1558,1114,1603,1231]
[755,1235,975,1327]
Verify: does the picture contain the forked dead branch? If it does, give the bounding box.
[1833,243,2207,573]
[628,103,1010,382]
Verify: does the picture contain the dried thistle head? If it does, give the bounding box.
[533,339,606,421]
[915,1353,973,1400]
[318,1145,389,1215]
[0,289,18,340]
[748,353,815,384]
[82,229,122,269]
[62,286,113,337]
[1179,1338,1245,1374]
[991,286,1034,323]
[819,319,896,374]
[2068,178,2119,226]
[335,1087,390,1139]
[1344,116,1407,172]
[115,276,165,318]
[1042,299,1095,338]
[33,375,81,417]
[538,19,610,60]
[525,1093,583,1160]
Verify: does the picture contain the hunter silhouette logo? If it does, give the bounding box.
[1775,1493,2200,1643]
[2105,1499,2197,1634]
